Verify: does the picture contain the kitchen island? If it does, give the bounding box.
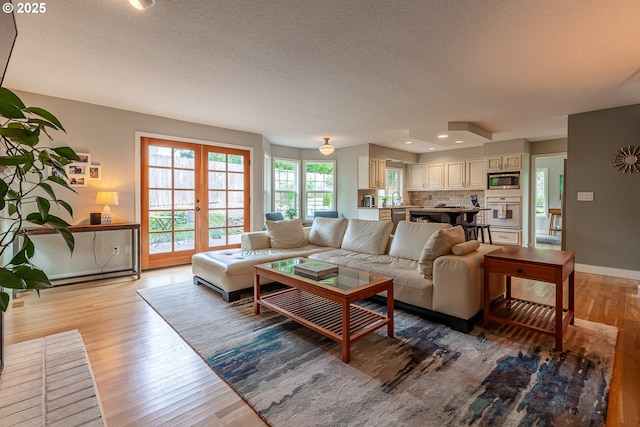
[409,207,487,229]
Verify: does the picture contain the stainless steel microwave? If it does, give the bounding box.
[487,172,520,190]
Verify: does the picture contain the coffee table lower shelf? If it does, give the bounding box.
[259,288,390,350]
[487,297,574,338]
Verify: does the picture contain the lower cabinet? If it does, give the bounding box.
[357,208,391,221]
[490,229,521,245]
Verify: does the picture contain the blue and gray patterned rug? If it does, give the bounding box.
[139,281,617,427]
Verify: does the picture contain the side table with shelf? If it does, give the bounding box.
[483,246,575,351]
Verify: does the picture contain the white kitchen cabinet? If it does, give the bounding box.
[358,156,387,189]
[426,163,444,190]
[486,154,522,171]
[445,161,465,189]
[489,228,521,245]
[407,164,427,191]
[466,158,485,189]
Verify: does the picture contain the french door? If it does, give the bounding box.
[141,137,250,269]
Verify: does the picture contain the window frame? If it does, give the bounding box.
[535,166,549,218]
[273,157,300,219]
[303,160,336,221]
[378,167,403,205]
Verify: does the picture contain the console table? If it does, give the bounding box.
[483,246,575,351]
[15,223,141,284]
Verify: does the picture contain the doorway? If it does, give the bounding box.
[141,137,250,269]
[533,154,566,250]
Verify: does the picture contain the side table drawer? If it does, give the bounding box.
[487,259,557,282]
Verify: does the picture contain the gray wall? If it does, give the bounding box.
[12,90,265,278]
[567,104,640,272]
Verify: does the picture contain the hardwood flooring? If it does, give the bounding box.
[3,265,639,426]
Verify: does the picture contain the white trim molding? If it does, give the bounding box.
[575,263,640,281]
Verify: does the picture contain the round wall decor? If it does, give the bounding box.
[612,145,640,174]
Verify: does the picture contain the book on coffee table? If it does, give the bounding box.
[294,260,338,278]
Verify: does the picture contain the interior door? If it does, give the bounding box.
[141,137,250,269]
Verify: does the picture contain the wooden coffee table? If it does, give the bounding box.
[254,258,394,363]
[483,246,575,351]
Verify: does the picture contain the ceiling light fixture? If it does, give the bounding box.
[455,140,464,144]
[437,134,448,139]
[128,0,155,10]
[319,137,335,155]
[405,141,412,144]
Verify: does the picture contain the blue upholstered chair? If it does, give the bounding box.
[265,212,284,221]
[313,210,339,218]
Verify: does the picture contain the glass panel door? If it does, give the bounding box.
[141,138,250,269]
[205,149,250,249]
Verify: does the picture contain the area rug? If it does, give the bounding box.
[139,281,617,427]
[536,235,562,245]
[0,330,105,426]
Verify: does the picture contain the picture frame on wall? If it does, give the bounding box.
[65,152,90,187]
[89,165,101,180]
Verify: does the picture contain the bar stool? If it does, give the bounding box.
[474,224,493,244]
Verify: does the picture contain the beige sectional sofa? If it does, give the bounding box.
[192,217,503,332]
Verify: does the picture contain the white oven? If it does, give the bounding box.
[486,196,521,229]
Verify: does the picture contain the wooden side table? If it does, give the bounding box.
[483,246,575,351]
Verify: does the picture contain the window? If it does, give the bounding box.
[535,167,548,217]
[273,158,299,218]
[378,168,403,205]
[303,161,335,220]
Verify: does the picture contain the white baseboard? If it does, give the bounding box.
[575,263,640,281]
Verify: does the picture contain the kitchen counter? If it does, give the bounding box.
[409,207,488,228]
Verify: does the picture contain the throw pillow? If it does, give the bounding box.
[308,217,348,248]
[452,240,480,255]
[418,225,465,278]
[266,219,306,249]
[388,221,452,261]
[341,219,393,255]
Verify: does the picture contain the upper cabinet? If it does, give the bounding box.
[444,159,485,190]
[444,161,465,189]
[426,163,444,190]
[485,154,522,171]
[407,163,427,191]
[358,156,386,189]
[466,158,485,189]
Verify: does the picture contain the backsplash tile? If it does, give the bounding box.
[408,190,486,207]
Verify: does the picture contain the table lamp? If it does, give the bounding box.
[95,191,119,224]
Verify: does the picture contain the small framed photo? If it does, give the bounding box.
[64,152,91,187]
[76,152,90,164]
[89,165,101,180]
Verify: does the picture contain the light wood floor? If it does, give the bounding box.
[4,265,639,426]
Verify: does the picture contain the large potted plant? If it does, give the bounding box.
[0,87,79,373]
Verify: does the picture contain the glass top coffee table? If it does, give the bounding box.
[254,257,394,363]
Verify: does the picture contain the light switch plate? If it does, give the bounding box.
[577,191,594,201]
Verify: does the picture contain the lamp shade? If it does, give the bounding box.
[95,191,119,206]
[319,137,335,155]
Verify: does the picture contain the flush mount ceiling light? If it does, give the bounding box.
[319,137,335,155]
[128,0,155,10]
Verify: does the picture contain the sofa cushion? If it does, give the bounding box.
[418,225,465,278]
[341,219,393,255]
[452,240,480,255]
[266,219,306,249]
[308,217,348,248]
[388,221,452,261]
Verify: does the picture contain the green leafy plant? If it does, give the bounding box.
[0,87,79,311]
[285,207,297,220]
[380,196,389,206]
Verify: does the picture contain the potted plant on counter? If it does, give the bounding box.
[0,87,79,373]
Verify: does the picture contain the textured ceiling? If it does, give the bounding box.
[5,0,640,153]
